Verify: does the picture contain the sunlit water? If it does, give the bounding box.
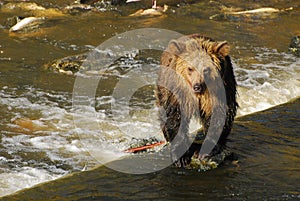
[0,0,299,198]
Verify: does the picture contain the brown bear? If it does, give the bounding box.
[155,34,238,167]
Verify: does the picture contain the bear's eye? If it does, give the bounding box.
[188,67,194,72]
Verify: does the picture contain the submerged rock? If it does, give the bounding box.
[1,2,65,17]
[187,148,234,171]
[45,53,88,74]
[210,6,293,22]
[64,3,95,14]
[1,2,46,12]
[125,137,165,153]
[289,36,300,57]
[129,4,168,16]
[78,0,101,4]
[110,0,197,6]
[2,16,22,28]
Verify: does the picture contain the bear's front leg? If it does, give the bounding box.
[170,129,193,168]
[159,104,194,168]
[172,142,200,168]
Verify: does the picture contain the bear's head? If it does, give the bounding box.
[161,34,230,97]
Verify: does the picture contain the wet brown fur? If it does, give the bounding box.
[156,34,238,167]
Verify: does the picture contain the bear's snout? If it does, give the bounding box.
[193,83,206,94]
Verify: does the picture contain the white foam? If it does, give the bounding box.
[0,167,61,197]
[235,51,300,116]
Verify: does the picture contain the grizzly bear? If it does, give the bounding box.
[156,34,238,167]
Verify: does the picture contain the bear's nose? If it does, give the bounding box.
[193,83,206,94]
[193,83,202,92]
[193,83,201,92]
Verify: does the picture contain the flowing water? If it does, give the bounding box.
[0,0,299,199]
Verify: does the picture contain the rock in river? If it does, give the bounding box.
[289,35,300,57]
[45,53,88,75]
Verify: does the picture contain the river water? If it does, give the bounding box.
[0,0,299,200]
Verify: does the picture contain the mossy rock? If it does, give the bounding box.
[187,148,233,171]
[45,53,87,74]
[289,36,300,57]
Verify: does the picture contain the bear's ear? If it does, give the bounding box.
[214,41,230,57]
[161,40,186,67]
[167,39,186,55]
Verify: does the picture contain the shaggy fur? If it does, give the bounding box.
[156,34,238,167]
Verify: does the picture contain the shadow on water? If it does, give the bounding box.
[1,98,299,201]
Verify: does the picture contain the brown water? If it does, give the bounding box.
[0,0,299,199]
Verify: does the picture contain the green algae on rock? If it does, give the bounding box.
[289,36,300,57]
[45,53,88,74]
